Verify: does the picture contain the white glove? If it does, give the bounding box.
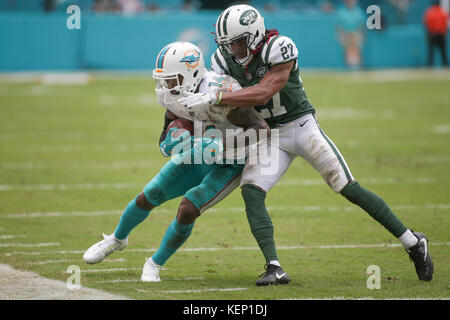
[177,91,219,109]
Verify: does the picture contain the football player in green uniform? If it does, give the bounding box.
[179,4,434,284]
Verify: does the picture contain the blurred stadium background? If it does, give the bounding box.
[0,0,449,71]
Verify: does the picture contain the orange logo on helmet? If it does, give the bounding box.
[180,49,200,69]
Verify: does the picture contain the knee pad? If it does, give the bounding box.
[143,181,166,206]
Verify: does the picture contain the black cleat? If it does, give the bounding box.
[256,263,290,286]
[406,231,434,281]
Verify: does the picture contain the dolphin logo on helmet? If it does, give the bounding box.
[180,50,201,69]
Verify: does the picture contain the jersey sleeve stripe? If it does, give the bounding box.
[264,35,281,65]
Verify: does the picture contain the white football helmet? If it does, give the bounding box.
[153,42,206,102]
[215,4,265,65]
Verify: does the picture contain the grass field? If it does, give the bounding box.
[0,69,449,300]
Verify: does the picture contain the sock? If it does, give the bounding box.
[114,196,151,240]
[398,229,419,249]
[269,260,281,267]
[340,181,407,238]
[241,184,279,263]
[151,218,194,266]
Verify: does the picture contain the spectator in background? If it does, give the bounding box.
[336,0,365,70]
[43,0,56,12]
[321,1,335,13]
[93,0,120,12]
[117,0,144,14]
[424,0,448,67]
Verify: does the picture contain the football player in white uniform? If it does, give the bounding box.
[179,4,434,284]
[83,42,272,283]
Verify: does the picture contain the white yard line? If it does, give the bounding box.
[75,267,141,273]
[2,203,449,219]
[29,258,126,265]
[280,297,450,300]
[0,235,27,239]
[0,242,59,248]
[4,242,450,257]
[140,287,248,294]
[0,176,446,192]
[98,276,204,283]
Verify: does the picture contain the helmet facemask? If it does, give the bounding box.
[220,32,259,65]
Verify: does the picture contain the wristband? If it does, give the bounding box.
[215,91,222,105]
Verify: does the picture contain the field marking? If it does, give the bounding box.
[0,176,446,192]
[29,258,126,265]
[280,297,450,300]
[0,242,59,248]
[0,263,128,300]
[4,242,450,257]
[5,155,450,170]
[98,276,204,284]
[72,267,141,273]
[138,287,248,294]
[0,235,27,239]
[2,203,449,219]
[433,125,450,134]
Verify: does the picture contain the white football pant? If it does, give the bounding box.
[240,113,354,193]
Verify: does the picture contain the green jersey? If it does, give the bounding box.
[211,34,315,128]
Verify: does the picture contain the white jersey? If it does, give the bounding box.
[157,70,244,141]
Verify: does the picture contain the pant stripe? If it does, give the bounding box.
[318,128,352,183]
[198,173,241,213]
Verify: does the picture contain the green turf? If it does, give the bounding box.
[0,70,449,300]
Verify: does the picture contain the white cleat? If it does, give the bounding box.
[83,233,128,264]
[141,257,162,282]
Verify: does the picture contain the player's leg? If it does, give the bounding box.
[240,143,294,286]
[141,198,198,282]
[142,164,242,281]
[83,157,207,264]
[296,113,433,280]
[114,159,204,239]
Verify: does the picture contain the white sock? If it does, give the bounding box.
[268,260,281,267]
[398,229,418,249]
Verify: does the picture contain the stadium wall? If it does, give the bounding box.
[0,11,446,71]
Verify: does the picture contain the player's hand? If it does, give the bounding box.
[191,137,222,161]
[160,127,191,157]
[178,92,218,109]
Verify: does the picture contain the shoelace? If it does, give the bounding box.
[97,234,120,254]
[258,263,276,278]
[145,257,166,271]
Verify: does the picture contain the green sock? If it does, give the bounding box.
[340,181,407,238]
[241,184,278,263]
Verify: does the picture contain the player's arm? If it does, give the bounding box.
[225,106,270,148]
[159,110,178,144]
[227,107,270,133]
[219,60,294,108]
